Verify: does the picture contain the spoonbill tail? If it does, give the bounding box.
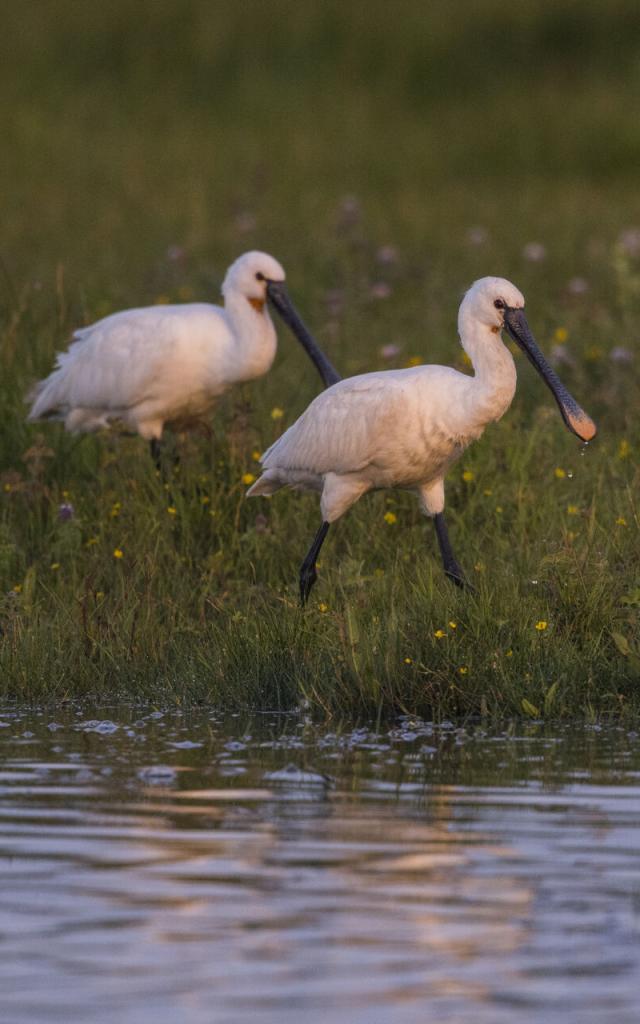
[248,276,596,604]
[28,251,339,462]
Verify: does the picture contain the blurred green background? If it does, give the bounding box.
[3,0,640,281]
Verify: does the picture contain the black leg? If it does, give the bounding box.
[434,512,468,589]
[299,521,330,607]
[149,437,182,479]
[149,438,163,472]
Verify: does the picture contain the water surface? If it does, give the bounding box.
[1,707,639,1024]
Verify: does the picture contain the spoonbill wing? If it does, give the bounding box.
[261,368,449,477]
[29,304,228,419]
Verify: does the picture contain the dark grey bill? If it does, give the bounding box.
[266,280,341,388]
[503,307,596,442]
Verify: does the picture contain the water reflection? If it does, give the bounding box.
[0,709,639,1023]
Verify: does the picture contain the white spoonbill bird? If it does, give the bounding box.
[28,250,339,462]
[248,276,597,604]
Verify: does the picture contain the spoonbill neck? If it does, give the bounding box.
[223,288,278,382]
[458,310,517,422]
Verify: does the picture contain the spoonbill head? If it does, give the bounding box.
[222,250,284,310]
[223,250,340,387]
[248,275,597,604]
[27,250,338,460]
[460,276,596,443]
[459,275,526,335]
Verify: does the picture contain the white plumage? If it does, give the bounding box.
[28,251,318,442]
[248,276,596,601]
[251,364,487,520]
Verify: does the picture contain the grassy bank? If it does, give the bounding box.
[1,1,640,716]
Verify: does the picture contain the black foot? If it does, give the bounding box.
[444,563,468,589]
[298,521,330,608]
[444,561,476,593]
[434,512,475,593]
[299,566,318,607]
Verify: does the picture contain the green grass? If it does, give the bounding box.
[1,0,640,716]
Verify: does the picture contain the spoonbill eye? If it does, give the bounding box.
[255,271,265,281]
[494,298,505,309]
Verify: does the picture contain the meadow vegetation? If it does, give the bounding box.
[1,0,640,717]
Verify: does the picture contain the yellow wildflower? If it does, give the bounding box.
[95,591,104,600]
[252,450,261,461]
[242,472,256,485]
[406,355,422,367]
[554,327,568,343]
[318,602,328,613]
[113,548,124,559]
[506,649,513,658]
[618,439,630,459]
[483,488,493,496]
[3,483,11,492]
[12,584,22,593]
[85,537,98,547]
[404,657,412,664]
[270,407,284,421]
[50,563,60,571]
[567,505,579,515]
[383,511,397,525]
[554,467,566,479]
[110,502,121,518]
[434,629,446,639]
[200,495,210,505]
[462,469,474,482]
[616,516,627,526]
[458,666,468,675]
[167,506,177,516]
[535,620,548,631]
[448,621,457,629]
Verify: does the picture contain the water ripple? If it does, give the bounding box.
[0,710,639,1024]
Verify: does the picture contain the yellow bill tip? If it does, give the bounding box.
[566,409,597,442]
